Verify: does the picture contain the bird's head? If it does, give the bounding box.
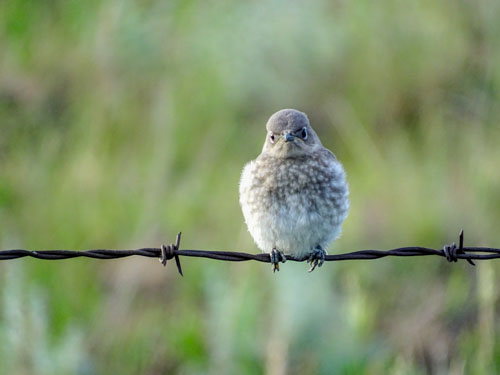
[262,109,322,158]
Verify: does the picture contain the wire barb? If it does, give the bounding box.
[442,230,475,266]
[159,232,183,276]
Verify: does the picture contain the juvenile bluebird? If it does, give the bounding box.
[239,109,349,272]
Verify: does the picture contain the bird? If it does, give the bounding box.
[239,109,349,272]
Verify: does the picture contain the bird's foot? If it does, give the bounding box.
[270,248,287,273]
[308,246,327,272]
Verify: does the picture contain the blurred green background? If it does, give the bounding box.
[1,0,499,374]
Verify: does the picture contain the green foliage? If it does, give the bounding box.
[1,0,499,373]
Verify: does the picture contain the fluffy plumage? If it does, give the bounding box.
[239,109,349,267]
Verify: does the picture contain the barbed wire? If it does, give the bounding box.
[1,230,499,276]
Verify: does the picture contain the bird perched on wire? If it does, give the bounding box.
[239,109,349,272]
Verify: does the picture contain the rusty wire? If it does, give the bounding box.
[1,230,499,276]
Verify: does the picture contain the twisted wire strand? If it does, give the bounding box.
[1,231,498,276]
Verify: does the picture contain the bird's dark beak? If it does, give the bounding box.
[283,132,295,142]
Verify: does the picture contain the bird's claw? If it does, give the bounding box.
[270,248,286,272]
[308,246,326,272]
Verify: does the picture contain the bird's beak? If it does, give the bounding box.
[283,132,295,142]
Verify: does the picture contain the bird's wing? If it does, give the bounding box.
[319,147,337,161]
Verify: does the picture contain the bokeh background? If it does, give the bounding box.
[1,0,500,374]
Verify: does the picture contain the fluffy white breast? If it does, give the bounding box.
[239,152,349,259]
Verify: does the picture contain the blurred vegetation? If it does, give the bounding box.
[1,0,499,374]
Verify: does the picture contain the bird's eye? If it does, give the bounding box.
[269,133,276,144]
[300,127,308,140]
